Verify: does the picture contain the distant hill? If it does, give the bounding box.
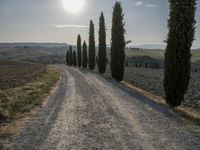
[0,43,69,48]
[128,44,166,50]
[128,44,200,50]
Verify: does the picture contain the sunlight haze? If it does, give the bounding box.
[0,0,199,48]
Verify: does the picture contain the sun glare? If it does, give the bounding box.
[62,0,85,13]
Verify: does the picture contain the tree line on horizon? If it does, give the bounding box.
[66,1,197,108]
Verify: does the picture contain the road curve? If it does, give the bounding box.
[11,65,200,150]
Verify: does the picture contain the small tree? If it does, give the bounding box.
[98,12,107,74]
[77,34,82,67]
[126,60,128,67]
[135,62,138,68]
[89,20,96,70]
[164,0,196,107]
[66,51,69,65]
[145,62,148,68]
[106,58,109,64]
[69,46,73,66]
[110,2,126,81]
[73,51,77,67]
[82,41,88,68]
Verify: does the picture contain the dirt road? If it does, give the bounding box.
[11,65,200,150]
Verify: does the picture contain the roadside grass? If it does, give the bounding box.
[0,65,60,150]
[121,81,200,128]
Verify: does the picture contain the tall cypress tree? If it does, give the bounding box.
[77,34,82,67]
[98,12,107,74]
[164,0,196,107]
[82,41,88,68]
[73,51,77,67]
[69,46,73,66]
[111,2,126,81]
[89,20,95,70]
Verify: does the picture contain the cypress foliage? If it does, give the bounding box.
[73,51,77,67]
[69,46,73,66]
[77,34,82,67]
[89,20,96,70]
[110,2,126,81]
[164,0,196,107]
[82,41,88,68]
[98,12,107,74]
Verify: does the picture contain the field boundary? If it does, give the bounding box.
[0,65,60,150]
[121,81,200,126]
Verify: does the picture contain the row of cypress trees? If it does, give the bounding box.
[66,46,76,66]
[66,1,126,81]
[66,1,197,108]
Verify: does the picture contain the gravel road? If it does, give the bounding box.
[11,65,200,150]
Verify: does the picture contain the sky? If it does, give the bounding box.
[0,0,199,48]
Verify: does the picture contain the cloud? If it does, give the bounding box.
[134,1,159,8]
[51,24,88,28]
[134,1,143,6]
[146,4,159,8]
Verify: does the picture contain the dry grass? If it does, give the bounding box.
[122,81,200,128]
[0,65,60,149]
[0,60,46,90]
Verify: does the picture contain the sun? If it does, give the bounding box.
[62,0,85,13]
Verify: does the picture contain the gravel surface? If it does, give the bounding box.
[11,65,200,150]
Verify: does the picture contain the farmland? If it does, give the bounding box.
[0,60,59,149]
[0,60,46,90]
[125,48,200,71]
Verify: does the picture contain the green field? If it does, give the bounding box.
[125,48,200,71]
[125,48,200,62]
[125,48,165,59]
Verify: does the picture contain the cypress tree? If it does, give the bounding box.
[98,12,107,74]
[164,0,196,107]
[69,46,73,66]
[82,41,88,68]
[111,2,126,81]
[89,20,96,70]
[77,34,82,67]
[73,51,77,67]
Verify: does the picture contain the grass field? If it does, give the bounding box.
[125,48,165,59]
[125,48,200,62]
[0,64,60,149]
[125,48,200,70]
[0,60,46,90]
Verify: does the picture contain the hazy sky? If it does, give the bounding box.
[0,0,199,47]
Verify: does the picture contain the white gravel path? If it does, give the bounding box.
[11,65,200,150]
